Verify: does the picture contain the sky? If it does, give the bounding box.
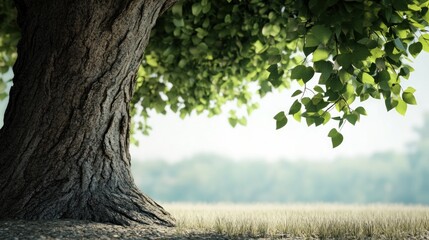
[1,54,428,162]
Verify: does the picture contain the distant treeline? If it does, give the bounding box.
[131,115,429,204]
[131,152,429,204]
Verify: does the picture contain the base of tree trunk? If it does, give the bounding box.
[0,179,175,226]
[64,189,175,226]
[59,188,175,226]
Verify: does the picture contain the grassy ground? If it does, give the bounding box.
[163,203,429,239]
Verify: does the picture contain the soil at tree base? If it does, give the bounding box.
[0,220,227,240]
[1,220,429,240]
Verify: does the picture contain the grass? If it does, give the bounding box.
[163,203,429,239]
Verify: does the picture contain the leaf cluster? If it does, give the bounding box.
[133,0,299,134]
[137,0,429,146]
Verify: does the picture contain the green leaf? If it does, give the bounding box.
[404,87,416,93]
[306,117,315,126]
[402,92,417,105]
[290,65,314,83]
[190,42,209,56]
[336,53,352,67]
[192,3,202,16]
[291,90,302,97]
[0,81,6,93]
[262,24,270,36]
[322,112,331,125]
[0,66,9,74]
[339,69,351,83]
[238,117,247,126]
[289,100,302,115]
[196,28,209,39]
[395,99,407,115]
[178,59,187,68]
[351,44,371,62]
[419,34,429,52]
[290,65,305,79]
[267,54,282,65]
[392,0,408,10]
[328,128,343,148]
[262,24,281,37]
[346,113,358,125]
[308,0,338,16]
[385,97,398,111]
[345,83,354,98]
[314,86,324,93]
[303,46,317,56]
[399,67,410,77]
[0,93,7,100]
[313,48,329,62]
[171,3,183,16]
[393,38,406,52]
[314,61,333,82]
[355,107,367,116]
[314,61,333,74]
[375,58,385,70]
[308,25,332,46]
[306,35,320,48]
[274,111,288,130]
[145,55,158,67]
[314,116,325,126]
[267,65,283,87]
[224,14,232,23]
[173,18,185,27]
[293,111,301,122]
[267,47,280,55]
[392,84,401,95]
[362,72,375,84]
[409,42,423,57]
[254,40,265,54]
[228,117,238,127]
[378,70,390,83]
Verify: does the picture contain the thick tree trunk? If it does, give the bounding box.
[0,0,176,226]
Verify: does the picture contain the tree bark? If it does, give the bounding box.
[0,0,177,226]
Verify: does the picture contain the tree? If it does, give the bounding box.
[0,0,428,226]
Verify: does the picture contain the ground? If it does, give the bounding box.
[1,204,429,239]
[0,220,232,240]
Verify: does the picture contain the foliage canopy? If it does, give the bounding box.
[1,0,429,146]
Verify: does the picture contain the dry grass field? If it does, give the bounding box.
[1,204,428,239]
[164,203,429,239]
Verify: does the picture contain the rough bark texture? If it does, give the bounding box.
[0,0,177,226]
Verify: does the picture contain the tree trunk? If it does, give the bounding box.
[0,0,176,226]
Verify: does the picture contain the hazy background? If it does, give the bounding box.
[1,53,428,204]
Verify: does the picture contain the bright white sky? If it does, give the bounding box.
[131,53,429,162]
[1,54,428,162]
